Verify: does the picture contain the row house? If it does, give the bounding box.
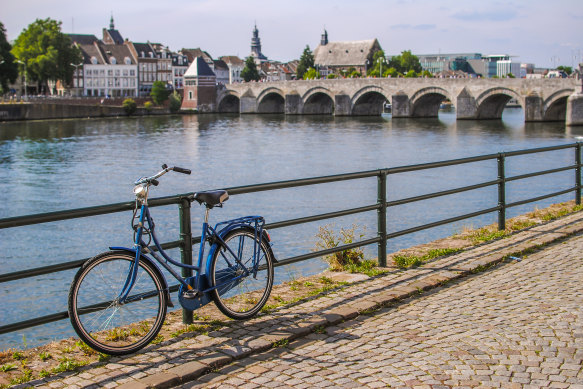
[126,42,173,96]
[66,17,246,99]
[171,52,190,90]
[181,48,228,85]
[260,61,295,82]
[220,56,245,83]
[70,34,138,97]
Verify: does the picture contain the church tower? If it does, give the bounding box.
[250,24,267,64]
[320,29,328,46]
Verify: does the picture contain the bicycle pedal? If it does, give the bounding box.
[182,289,203,299]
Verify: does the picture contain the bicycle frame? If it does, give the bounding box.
[114,201,267,310]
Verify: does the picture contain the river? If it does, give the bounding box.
[1,109,582,349]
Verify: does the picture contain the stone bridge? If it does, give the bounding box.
[216,78,583,124]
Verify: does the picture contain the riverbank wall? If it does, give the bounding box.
[0,102,171,121]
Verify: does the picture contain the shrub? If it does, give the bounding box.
[122,98,137,115]
[144,101,153,113]
[315,224,365,270]
[168,92,182,113]
[326,74,337,79]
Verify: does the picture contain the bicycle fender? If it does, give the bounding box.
[204,227,273,276]
[109,247,174,308]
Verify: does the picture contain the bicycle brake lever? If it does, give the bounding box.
[151,179,159,186]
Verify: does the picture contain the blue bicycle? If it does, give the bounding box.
[68,165,274,355]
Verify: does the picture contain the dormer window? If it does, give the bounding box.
[124,57,131,65]
[91,56,98,64]
[110,57,117,64]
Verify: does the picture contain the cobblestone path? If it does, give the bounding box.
[184,234,583,388]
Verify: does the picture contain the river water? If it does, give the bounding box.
[1,109,582,349]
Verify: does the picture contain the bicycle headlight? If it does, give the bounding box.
[133,184,147,198]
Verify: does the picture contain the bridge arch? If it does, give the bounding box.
[257,87,285,114]
[475,87,523,119]
[409,87,453,118]
[543,89,574,121]
[350,86,390,116]
[302,87,334,115]
[217,90,240,113]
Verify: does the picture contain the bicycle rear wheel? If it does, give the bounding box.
[68,251,167,355]
[210,228,274,319]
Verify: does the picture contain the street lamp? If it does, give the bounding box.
[16,60,27,98]
[365,59,369,77]
[377,57,386,78]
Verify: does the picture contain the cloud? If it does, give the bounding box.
[452,10,518,22]
[390,24,436,30]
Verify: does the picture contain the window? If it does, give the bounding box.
[108,70,113,76]
[124,57,131,65]
[188,91,193,100]
[110,57,117,64]
[91,56,98,64]
[130,69,135,76]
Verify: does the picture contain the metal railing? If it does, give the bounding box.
[0,143,581,336]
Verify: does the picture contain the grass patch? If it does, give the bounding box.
[10,369,32,385]
[345,259,388,277]
[150,335,164,345]
[0,363,17,372]
[272,339,289,348]
[51,357,87,374]
[39,351,52,361]
[393,247,463,269]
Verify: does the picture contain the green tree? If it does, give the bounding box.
[241,56,260,82]
[296,45,314,80]
[168,91,182,113]
[303,67,320,80]
[388,50,422,74]
[0,22,18,93]
[385,67,399,78]
[557,66,573,75]
[11,18,81,94]
[367,50,387,77]
[151,80,170,105]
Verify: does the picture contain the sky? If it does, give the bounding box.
[2,0,582,69]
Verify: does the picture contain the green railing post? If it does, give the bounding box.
[377,170,387,267]
[179,197,193,324]
[576,143,581,205]
[497,153,506,230]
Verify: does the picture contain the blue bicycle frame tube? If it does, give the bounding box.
[118,204,147,302]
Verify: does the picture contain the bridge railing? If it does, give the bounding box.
[0,143,581,337]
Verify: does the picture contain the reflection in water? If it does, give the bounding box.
[0,109,579,348]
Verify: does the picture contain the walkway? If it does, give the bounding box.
[28,212,583,389]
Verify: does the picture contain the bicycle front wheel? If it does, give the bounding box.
[210,228,274,320]
[68,251,167,355]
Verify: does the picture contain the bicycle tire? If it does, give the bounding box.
[68,251,167,355]
[210,228,274,320]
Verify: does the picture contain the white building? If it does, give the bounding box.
[220,56,245,84]
[81,42,138,97]
[496,59,521,78]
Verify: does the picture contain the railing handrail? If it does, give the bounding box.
[1,142,581,337]
[1,143,578,229]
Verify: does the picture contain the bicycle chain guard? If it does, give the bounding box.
[178,275,212,311]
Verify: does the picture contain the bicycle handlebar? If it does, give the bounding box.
[135,165,191,185]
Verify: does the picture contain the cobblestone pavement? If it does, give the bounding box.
[183,233,583,389]
[25,212,583,389]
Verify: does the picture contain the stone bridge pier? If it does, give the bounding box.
[215,77,583,125]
